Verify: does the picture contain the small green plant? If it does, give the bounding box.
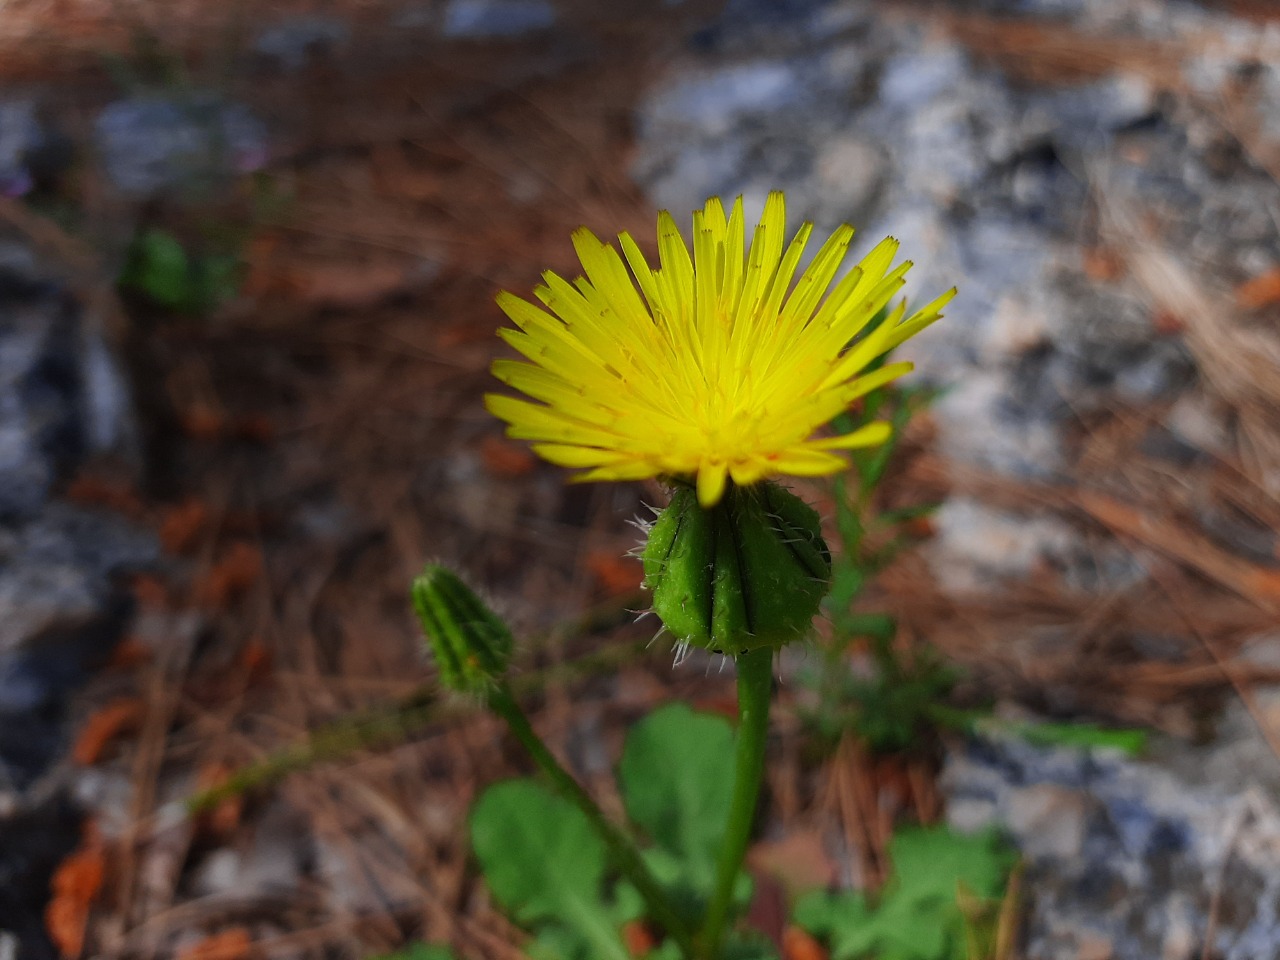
[802,376,955,754]
[469,705,757,960]
[117,226,243,314]
[794,826,1017,960]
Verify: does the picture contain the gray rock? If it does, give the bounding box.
[942,715,1280,960]
[643,62,804,139]
[0,248,132,518]
[0,503,156,658]
[0,101,41,198]
[254,15,349,70]
[94,94,268,198]
[0,256,93,514]
[441,0,556,39]
[0,234,154,795]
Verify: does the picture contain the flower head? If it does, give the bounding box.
[485,192,955,507]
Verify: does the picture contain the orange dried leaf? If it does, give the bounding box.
[182,406,226,441]
[64,475,143,516]
[782,926,827,960]
[106,636,152,669]
[131,573,169,610]
[1151,309,1185,335]
[586,550,642,596]
[195,542,264,608]
[237,637,272,683]
[46,839,104,959]
[178,928,253,960]
[1236,267,1280,310]
[480,434,537,478]
[1082,247,1125,282]
[73,697,146,765]
[159,499,211,555]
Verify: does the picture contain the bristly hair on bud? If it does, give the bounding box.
[411,563,514,696]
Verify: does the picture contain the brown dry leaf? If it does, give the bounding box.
[178,928,253,960]
[1082,247,1125,282]
[479,434,537,478]
[181,406,227,441]
[236,637,273,689]
[1235,267,1280,310]
[159,498,211,555]
[436,320,495,349]
[747,830,838,896]
[285,261,418,310]
[106,635,152,670]
[45,832,105,959]
[1077,491,1280,612]
[586,550,643,596]
[240,230,283,298]
[73,697,147,765]
[130,573,169,610]
[1151,308,1186,335]
[64,474,143,516]
[782,926,827,960]
[196,542,264,608]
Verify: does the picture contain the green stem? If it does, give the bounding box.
[697,647,773,960]
[486,683,697,960]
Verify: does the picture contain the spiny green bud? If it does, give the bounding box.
[411,564,514,694]
[641,481,831,656]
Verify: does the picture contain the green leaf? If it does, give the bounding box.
[794,827,1015,960]
[618,703,735,882]
[120,228,191,309]
[470,780,630,960]
[368,944,456,960]
[1000,719,1148,756]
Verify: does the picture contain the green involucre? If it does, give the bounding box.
[411,564,513,694]
[641,481,831,655]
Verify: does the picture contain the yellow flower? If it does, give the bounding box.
[485,192,955,507]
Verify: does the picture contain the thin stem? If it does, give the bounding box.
[697,647,773,960]
[486,683,697,960]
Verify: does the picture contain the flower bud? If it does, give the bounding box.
[641,481,831,655]
[411,564,514,694]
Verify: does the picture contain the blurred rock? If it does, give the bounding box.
[0,512,155,796]
[0,101,44,198]
[629,0,1269,576]
[94,95,269,198]
[0,253,135,518]
[0,236,155,782]
[942,712,1280,960]
[254,15,349,70]
[441,0,556,38]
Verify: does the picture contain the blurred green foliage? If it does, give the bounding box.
[794,826,1017,960]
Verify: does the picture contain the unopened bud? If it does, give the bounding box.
[411,564,514,694]
[641,481,831,655]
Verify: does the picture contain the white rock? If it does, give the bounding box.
[929,498,1078,592]
[1005,784,1088,859]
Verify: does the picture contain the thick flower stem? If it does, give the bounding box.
[697,647,773,960]
[486,683,697,960]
